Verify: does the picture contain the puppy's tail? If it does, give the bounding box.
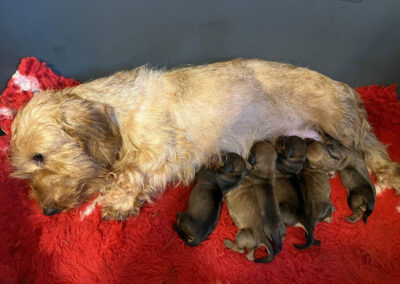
[254,240,275,263]
[270,228,284,254]
[293,224,320,250]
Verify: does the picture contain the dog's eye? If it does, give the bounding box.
[32,153,44,165]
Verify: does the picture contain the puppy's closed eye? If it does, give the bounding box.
[32,153,44,166]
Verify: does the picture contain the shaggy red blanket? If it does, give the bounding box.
[0,58,399,284]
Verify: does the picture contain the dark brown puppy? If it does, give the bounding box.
[306,138,376,223]
[223,174,275,263]
[275,136,308,175]
[274,136,323,249]
[248,141,286,253]
[275,177,324,247]
[275,178,301,227]
[174,153,249,246]
[296,167,334,249]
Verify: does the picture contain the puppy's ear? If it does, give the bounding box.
[61,94,122,166]
[219,162,234,174]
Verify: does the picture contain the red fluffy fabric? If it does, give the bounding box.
[0,58,399,284]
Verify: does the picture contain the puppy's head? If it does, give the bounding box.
[216,152,249,192]
[305,138,343,172]
[10,92,122,215]
[275,136,306,174]
[249,141,277,178]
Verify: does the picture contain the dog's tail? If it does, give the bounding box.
[254,240,275,263]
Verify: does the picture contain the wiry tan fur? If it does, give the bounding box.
[10,59,400,219]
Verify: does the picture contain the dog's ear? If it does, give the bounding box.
[61,95,122,166]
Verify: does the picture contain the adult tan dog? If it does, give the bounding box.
[10,59,400,220]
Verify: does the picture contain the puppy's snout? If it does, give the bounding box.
[43,207,59,216]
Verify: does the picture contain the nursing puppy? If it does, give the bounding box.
[306,138,376,223]
[274,136,323,249]
[296,168,334,249]
[275,177,323,248]
[173,153,248,246]
[248,141,286,253]
[10,59,398,219]
[223,175,275,263]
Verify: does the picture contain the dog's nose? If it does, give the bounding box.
[43,207,59,216]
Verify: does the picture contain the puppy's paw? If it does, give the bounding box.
[224,239,235,249]
[345,207,365,224]
[344,214,362,223]
[328,171,336,179]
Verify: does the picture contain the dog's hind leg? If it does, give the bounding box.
[346,90,399,193]
[361,132,400,193]
[316,85,400,193]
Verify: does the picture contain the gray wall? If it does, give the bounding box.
[1,0,400,91]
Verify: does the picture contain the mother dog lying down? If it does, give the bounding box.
[10,59,400,220]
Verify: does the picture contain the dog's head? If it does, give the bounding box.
[275,136,306,174]
[10,92,122,215]
[249,141,277,178]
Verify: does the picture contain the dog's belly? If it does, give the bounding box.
[201,101,319,157]
[176,90,321,160]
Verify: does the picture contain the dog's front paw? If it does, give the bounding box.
[102,206,134,221]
